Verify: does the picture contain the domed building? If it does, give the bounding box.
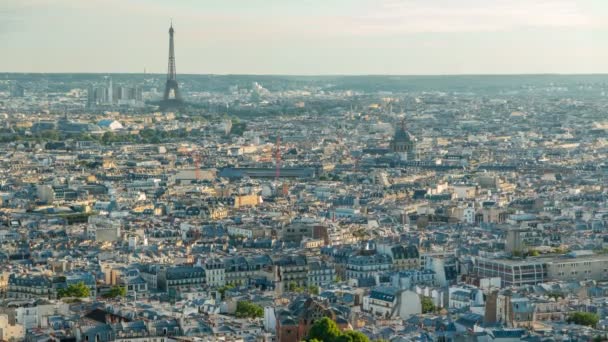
[390,119,416,161]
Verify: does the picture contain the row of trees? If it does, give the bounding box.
[57,282,127,300]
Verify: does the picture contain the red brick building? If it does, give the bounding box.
[276,297,351,342]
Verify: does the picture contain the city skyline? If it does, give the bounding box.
[2,0,608,75]
[2,1,608,340]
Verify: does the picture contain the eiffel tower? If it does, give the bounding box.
[160,22,184,110]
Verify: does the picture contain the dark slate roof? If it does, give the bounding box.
[489,329,526,339]
[370,286,399,302]
[165,266,205,280]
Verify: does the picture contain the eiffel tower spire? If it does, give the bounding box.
[162,21,183,109]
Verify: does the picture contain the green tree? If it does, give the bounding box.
[307,317,341,342]
[103,285,127,298]
[335,331,369,342]
[218,284,235,299]
[528,249,540,257]
[235,300,263,318]
[567,312,599,327]
[140,128,156,139]
[288,281,304,293]
[58,282,90,298]
[421,296,435,314]
[101,131,115,145]
[308,285,319,295]
[230,122,247,136]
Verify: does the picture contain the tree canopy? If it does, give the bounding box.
[103,285,127,298]
[235,300,263,318]
[567,312,599,327]
[335,331,369,342]
[421,296,435,314]
[307,317,369,342]
[218,284,235,299]
[58,282,90,298]
[308,317,342,342]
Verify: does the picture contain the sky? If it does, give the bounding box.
[2,0,608,75]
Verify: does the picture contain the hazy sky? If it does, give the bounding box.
[2,0,608,74]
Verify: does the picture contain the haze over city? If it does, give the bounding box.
[1,2,608,342]
[3,0,608,74]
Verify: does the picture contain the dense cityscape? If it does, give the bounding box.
[1,15,608,342]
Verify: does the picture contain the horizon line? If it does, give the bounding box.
[3,72,608,77]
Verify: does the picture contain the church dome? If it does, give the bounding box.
[390,119,416,159]
[394,126,413,142]
[392,120,414,142]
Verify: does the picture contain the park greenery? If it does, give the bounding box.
[235,300,263,318]
[288,281,304,293]
[103,286,127,298]
[1,122,248,145]
[57,282,90,299]
[307,317,369,342]
[567,312,599,327]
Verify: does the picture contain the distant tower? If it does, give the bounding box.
[390,118,416,161]
[161,22,183,109]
